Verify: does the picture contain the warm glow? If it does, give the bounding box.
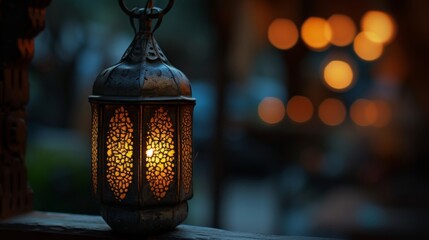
[106,107,134,201]
[318,98,346,126]
[301,17,332,50]
[146,149,154,157]
[350,99,378,126]
[268,18,299,50]
[361,10,396,44]
[323,60,354,91]
[258,97,285,124]
[373,100,392,127]
[353,32,384,61]
[146,107,175,200]
[328,14,357,46]
[287,96,314,123]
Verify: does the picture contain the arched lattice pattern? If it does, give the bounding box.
[91,106,98,194]
[106,107,134,201]
[146,107,175,200]
[182,106,193,195]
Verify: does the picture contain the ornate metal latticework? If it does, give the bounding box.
[91,105,99,194]
[106,107,134,201]
[89,0,195,234]
[182,106,193,195]
[145,107,175,200]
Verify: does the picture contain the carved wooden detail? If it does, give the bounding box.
[0,0,51,219]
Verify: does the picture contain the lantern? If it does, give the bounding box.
[88,0,195,234]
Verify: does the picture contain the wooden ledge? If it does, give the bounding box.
[0,211,329,239]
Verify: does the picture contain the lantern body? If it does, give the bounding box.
[89,19,195,234]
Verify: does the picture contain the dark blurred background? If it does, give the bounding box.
[27,0,429,239]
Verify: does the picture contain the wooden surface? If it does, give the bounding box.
[0,211,331,239]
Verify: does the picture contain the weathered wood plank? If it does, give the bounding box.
[0,211,331,239]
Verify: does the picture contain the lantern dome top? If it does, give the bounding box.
[92,17,191,99]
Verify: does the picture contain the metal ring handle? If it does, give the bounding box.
[119,0,174,18]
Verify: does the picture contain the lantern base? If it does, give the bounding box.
[100,201,188,235]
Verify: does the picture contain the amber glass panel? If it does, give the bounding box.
[106,107,134,201]
[145,107,175,200]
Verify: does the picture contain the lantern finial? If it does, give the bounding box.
[92,0,191,98]
[119,0,175,19]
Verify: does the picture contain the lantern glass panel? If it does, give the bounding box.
[106,106,135,201]
[101,104,140,205]
[145,106,175,200]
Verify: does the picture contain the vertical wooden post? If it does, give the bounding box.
[0,0,51,219]
[210,0,233,228]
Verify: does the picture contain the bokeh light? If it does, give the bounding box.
[323,60,354,91]
[318,98,347,126]
[361,10,396,44]
[353,32,384,61]
[287,96,314,123]
[258,97,286,125]
[350,99,378,127]
[373,100,392,127]
[268,18,299,50]
[328,14,357,46]
[301,17,332,50]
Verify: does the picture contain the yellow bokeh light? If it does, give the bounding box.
[353,32,384,61]
[328,14,357,46]
[287,96,314,123]
[350,99,378,127]
[318,98,346,126]
[361,10,396,44]
[301,17,332,50]
[323,60,354,91]
[258,97,285,125]
[268,18,299,50]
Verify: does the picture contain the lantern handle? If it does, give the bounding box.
[119,0,174,19]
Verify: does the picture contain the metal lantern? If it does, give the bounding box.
[88,0,195,234]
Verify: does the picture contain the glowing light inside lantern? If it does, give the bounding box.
[146,149,154,157]
[106,107,134,201]
[145,107,175,200]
